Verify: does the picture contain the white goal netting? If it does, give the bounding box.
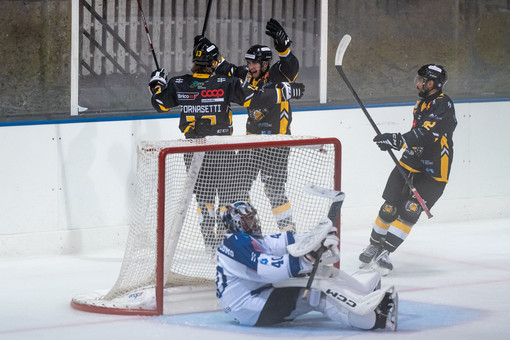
[71,135,341,315]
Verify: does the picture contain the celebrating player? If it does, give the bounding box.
[214,18,301,232]
[148,37,305,252]
[215,200,398,330]
[359,64,457,275]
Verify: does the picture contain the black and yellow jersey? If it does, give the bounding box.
[215,50,299,135]
[400,91,457,182]
[151,72,284,138]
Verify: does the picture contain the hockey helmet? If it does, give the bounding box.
[192,40,220,66]
[245,44,272,63]
[222,201,262,237]
[417,64,447,89]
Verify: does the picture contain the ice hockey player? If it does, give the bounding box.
[359,64,457,275]
[216,200,398,330]
[214,18,300,232]
[148,37,305,252]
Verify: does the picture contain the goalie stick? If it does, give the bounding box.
[136,0,160,69]
[334,34,433,219]
[301,184,345,299]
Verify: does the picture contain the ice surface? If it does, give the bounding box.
[1,218,509,340]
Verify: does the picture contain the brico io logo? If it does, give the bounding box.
[201,89,224,98]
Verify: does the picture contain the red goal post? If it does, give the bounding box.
[71,135,341,316]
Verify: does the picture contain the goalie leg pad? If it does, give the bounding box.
[273,274,390,316]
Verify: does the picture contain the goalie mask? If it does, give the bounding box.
[223,201,262,237]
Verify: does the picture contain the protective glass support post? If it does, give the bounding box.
[319,0,328,104]
[70,0,79,116]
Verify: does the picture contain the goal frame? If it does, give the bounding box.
[71,137,341,316]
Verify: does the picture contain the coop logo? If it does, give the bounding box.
[177,92,199,100]
[201,89,224,98]
[201,89,225,103]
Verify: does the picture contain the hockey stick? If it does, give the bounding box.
[301,184,345,299]
[201,0,214,37]
[334,35,433,219]
[136,0,160,69]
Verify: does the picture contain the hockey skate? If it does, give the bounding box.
[372,288,398,331]
[371,250,393,276]
[359,244,381,269]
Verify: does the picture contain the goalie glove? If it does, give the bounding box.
[278,82,305,101]
[148,68,168,95]
[265,18,291,52]
[299,226,339,271]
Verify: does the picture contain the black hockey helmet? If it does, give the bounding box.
[417,64,448,89]
[222,201,262,237]
[192,40,220,66]
[245,44,272,62]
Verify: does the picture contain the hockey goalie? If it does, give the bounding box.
[215,192,398,331]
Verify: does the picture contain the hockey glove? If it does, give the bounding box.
[194,35,213,48]
[373,133,404,151]
[278,82,305,101]
[303,226,339,264]
[265,18,291,52]
[148,68,168,95]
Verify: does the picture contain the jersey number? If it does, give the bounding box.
[270,256,284,268]
[186,115,217,125]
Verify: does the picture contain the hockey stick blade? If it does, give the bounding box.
[335,34,352,67]
[303,183,345,202]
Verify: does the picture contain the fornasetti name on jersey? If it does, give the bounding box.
[182,104,222,113]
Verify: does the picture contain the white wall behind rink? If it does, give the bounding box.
[1,101,508,256]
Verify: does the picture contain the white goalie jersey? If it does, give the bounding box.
[215,230,307,325]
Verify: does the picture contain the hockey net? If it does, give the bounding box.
[71,135,341,315]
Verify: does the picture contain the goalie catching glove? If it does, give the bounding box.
[278,82,305,101]
[148,68,168,95]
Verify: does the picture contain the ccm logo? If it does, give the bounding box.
[201,89,224,98]
[325,289,357,307]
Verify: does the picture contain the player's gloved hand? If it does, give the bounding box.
[148,68,168,95]
[322,226,339,250]
[302,248,339,267]
[265,18,291,52]
[373,133,404,151]
[301,226,339,268]
[278,82,305,101]
[194,35,213,47]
